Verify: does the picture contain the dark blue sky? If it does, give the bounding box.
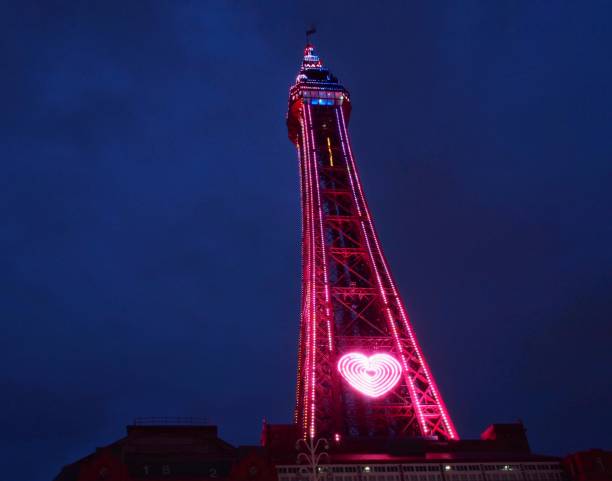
[1,2,611,480]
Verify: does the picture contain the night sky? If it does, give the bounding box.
[2,2,612,480]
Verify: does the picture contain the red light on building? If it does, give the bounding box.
[564,450,612,481]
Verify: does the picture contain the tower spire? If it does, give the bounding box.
[301,42,322,70]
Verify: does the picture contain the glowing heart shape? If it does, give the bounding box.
[337,352,402,398]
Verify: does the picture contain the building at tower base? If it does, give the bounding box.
[54,419,611,481]
[263,422,567,481]
[53,420,275,481]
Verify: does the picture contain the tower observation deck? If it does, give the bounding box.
[287,43,458,441]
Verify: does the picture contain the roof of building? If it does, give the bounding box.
[54,422,567,481]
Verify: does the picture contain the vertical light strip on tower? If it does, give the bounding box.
[306,104,334,353]
[334,107,429,435]
[337,106,457,439]
[337,107,450,438]
[305,111,317,439]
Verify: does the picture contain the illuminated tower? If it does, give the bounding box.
[288,44,458,441]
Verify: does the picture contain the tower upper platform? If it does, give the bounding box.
[287,43,351,144]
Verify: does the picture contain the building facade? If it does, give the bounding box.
[264,422,566,481]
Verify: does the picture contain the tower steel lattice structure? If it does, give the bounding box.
[288,44,458,442]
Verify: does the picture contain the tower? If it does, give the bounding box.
[287,43,458,441]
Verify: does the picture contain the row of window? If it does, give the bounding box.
[444,475,482,481]
[302,90,345,99]
[404,475,442,481]
[277,464,560,474]
[405,466,442,472]
[309,98,344,106]
[279,475,561,481]
[122,459,563,481]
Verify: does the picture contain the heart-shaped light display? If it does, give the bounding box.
[337,352,402,398]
